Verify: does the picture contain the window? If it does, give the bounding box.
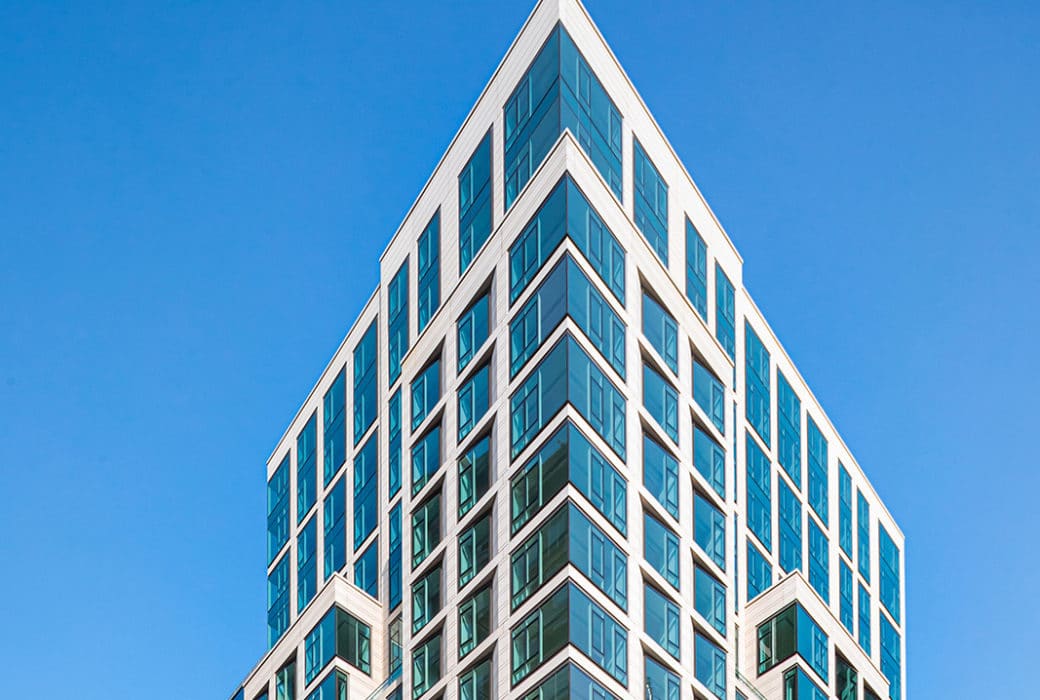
[503,26,622,209]
[411,425,441,496]
[778,479,802,573]
[412,632,442,699]
[746,431,771,549]
[642,292,677,373]
[267,553,290,647]
[757,603,828,682]
[686,218,708,319]
[858,584,871,653]
[458,363,491,441]
[694,425,726,499]
[353,320,377,444]
[458,585,492,657]
[510,334,626,460]
[303,606,372,682]
[412,565,442,633]
[412,493,441,568]
[389,503,402,609]
[459,130,492,274]
[297,516,317,612]
[633,139,669,264]
[836,655,859,700]
[509,175,624,304]
[417,212,440,333]
[776,370,801,486]
[857,491,871,581]
[643,434,678,519]
[274,660,295,700]
[745,322,771,446]
[457,291,490,372]
[695,564,727,636]
[645,583,680,658]
[521,662,620,700]
[510,420,626,535]
[510,585,569,685]
[355,537,378,598]
[411,359,441,430]
[644,363,678,443]
[458,512,492,588]
[693,358,725,433]
[839,464,853,557]
[353,434,377,548]
[644,511,680,589]
[839,559,854,633]
[714,265,735,359]
[645,656,681,700]
[297,413,317,522]
[880,614,903,700]
[388,260,409,387]
[747,540,772,601]
[323,369,346,484]
[879,524,901,623]
[695,492,726,570]
[783,667,828,700]
[267,454,290,565]
[807,416,828,524]
[458,435,491,518]
[808,518,829,603]
[459,656,492,700]
[695,631,727,699]
[304,669,348,700]
[389,389,402,498]
[323,477,345,580]
[510,254,625,379]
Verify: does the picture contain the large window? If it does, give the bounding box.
[839,560,854,633]
[836,655,859,700]
[297,516,317,612]
[355,538,378,597]
[839,463,853,557]
[645,583,680,658]
[458,585,492,657]
[642,292,678,373]
[646,656,681,700]
[412,493,441,568]
[686,218,708,319]
[644,511,680,589]
[353,320,377,443]
[503,25,622,209]
[305,669,347,700]
[643,434,679,519]
[459,656,492,700]
[510,334,626,460]
[458,362,491,441]
[510,254,625,379]
[509,175,624,304]
[458,512,492,588]
[510,582,627,686]
[457,291,490,372]
[267,553,290,647]
[857,491,871,581]
[714,264,735,359]
[633,139,669,264]
[412,632,442,699]
[808,518,829,603]
[745,322,771,446]
[644,363,678,443]
[778,479,802,573]
[323,369,346,484]
[858,584,871,653]
[695,564,727,636]
[267,454,290,565]
[412,565,442,633]
[747,540,772,601]
[695,492,726,571]
[353,434,377,548]
[411,359,441,430]
[522,662,620,700]
[303,605,372,683]
[695,631,727,699]
[510,420,626,535]
[411,425,441,496]
[694,358,725,433]
[757,603,828,682]
[880,614,903,700]
[297,413,317,522]
[879,524,901,622]
[389,389,402,497]
[323,477,345,580]
[807,416,829,524]
[388,260,409,387]
[745,431,771,549]
[458,435,491,518]
[783,667,828,700]
[389,503,402,610]
[694,425,725,499]
[459,130,492,274]
[417,212,440,333]
[776,370,801,486]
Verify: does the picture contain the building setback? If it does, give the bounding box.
[228,1,907,699]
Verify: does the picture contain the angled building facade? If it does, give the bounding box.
[229,1,907,699]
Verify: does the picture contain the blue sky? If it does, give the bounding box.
[0,1,1036,698]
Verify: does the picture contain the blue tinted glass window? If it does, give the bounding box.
[808,518,829,603]
[633,139,669,264]
[695,565,727,636]
[412,632,441,698]
[458,435,491,518]
[353,320,377,443]
[880,614,903,700]
[411,564,442,633]
[355,537,378,597]
[388,261,409,387]
[267,553,290,647]
[323,477,345,580]
[642,292,678,373]
[459,130,493,274]
[776,370,801,486]
[839,559,854,633]
[645,583,680,658]
[694,425,726,499]
[417,212,440,333]
[458,362,491,441]
[778,479,802,573]
[645,511,680,589]
[458,512,492,588]
[747,539,772,601]
[858,583,871,653]
[695,492,726,570]
[857,491,871,581]
[297,413,317,523]
[388,389,402,497]
[457,291,490,372]
[267,454,290,565]
[411,425,441,496]
[569,504,627,607]
[643,434,679,519]
[783,667,828,700]
[807,416,828,524]
[695,631,727,698]
[714,265,735,359]
[412,493,441,569]
[411,359,441,430]
[323,369,346,485]
[745,323,771,446]
[686,218,708,318]
[645,657,681,700]
[693,359,725,433]
[353,434,377,548]
[388,503,402,609]
[745,431,771,549]
[644,363,678,444]
[297,516,317,612]
[879,524,901,623]
[838,464,853,557]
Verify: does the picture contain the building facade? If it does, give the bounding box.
[228,1,907,699]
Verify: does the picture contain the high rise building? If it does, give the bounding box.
[228,1,907,699]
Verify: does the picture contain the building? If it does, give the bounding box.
[227,0,907,698]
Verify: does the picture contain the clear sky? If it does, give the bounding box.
[0,1,1036,698]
